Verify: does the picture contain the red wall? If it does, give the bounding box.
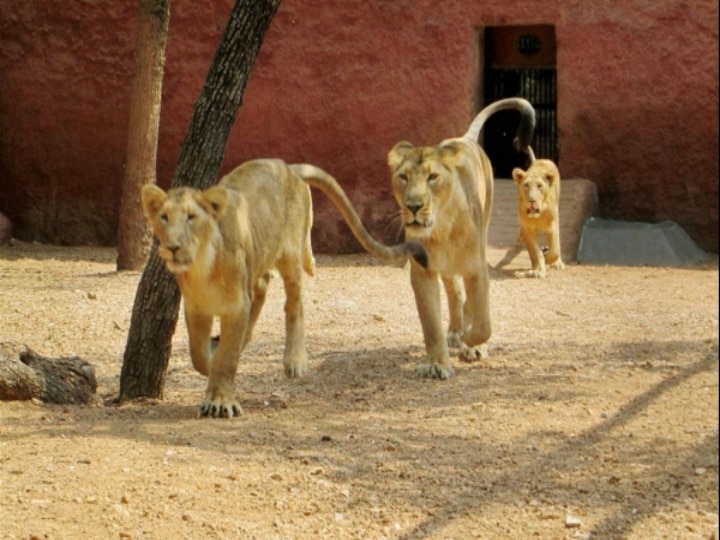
[0,0,717,252]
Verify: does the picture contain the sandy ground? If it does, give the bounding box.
[0,241,717,540]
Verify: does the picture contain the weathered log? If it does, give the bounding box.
[0,342,97,404]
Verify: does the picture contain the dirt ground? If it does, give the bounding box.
[0,240,717,540]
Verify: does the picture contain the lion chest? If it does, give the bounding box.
[177,259,248,317]
[422,225,485,276]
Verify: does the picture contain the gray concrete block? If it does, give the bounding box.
[577,218,713,267]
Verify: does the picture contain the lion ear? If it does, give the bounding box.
[512,168,526,186]
[141,184,167,219]
[200,186,229,221]
[388,141,414,170]
[438,141,464,162]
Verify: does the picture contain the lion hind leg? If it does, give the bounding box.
[442,275,465,348]
[302,226,316,277]
[241,272,272,350]
[458,272,491,364]
[277,260,308,378]
[544,223,565,271]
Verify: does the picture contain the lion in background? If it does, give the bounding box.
[512,155,564,278]
[142,159,426,418]
[387,97,536,379]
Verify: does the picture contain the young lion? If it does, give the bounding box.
[388,98,535,379]
[512,157,564,278]
[142,159,426,418]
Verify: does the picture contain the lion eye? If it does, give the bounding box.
[187,213,197,222]
[427,173,439,182]
[399,173,409,183]
[159,213,168,222]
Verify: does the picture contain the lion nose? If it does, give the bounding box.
[406,203,424,215]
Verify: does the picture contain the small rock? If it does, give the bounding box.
[694,467,706,475]
[565,514,582,528]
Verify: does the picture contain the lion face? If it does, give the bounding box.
[387,142,456,239]
[512,163,558,219]
[141,185,228,274]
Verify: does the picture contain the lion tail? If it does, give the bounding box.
[290,164,428,268]
[463,97,536,161]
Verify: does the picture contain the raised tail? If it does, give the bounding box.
[463,97,536,160]
[289,164,428,268]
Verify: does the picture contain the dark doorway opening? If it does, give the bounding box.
[482,25,558,178]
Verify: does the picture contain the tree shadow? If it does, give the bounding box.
[2,338,716,537]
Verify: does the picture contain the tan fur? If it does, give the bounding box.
[142,159,426,417]
[387,98,536,379]
[512,159,564,278]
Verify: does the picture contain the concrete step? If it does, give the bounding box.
[489,178,598,263]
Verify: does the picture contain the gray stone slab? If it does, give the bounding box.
[577,218,713,267]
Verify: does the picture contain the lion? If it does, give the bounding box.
[512,157,564,278]
[387,97,535,379]
[141,159,427,418]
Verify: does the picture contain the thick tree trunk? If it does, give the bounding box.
[116,0,170,271]
[118,0,282,401]
[0,342,97,404]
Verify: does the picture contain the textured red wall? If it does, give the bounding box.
[0,0,717,251]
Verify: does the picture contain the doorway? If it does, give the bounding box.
[482,25,558,178]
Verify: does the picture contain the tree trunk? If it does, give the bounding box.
[0,342,97,404]
[116,0,170,271]
[118,0,282,401]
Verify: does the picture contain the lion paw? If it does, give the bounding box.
[520,269,547,279]
[199,390,242,419]
[284,354,308,379]
[418,362,454,380]
[459,343,488,363]
[446,330,464,349]
[549,260,565,271]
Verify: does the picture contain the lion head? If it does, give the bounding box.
[141,184,229,274]
[387,141,470,239]
[512,159,560,219]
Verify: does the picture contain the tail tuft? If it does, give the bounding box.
[406,241,428,269]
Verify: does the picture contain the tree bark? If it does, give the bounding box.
[0,342,97,404]
[118,0,282,401]
[116,0,170,271]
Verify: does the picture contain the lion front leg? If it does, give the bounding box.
[200,309,247,418]
[186,309,213,376]
[411,263,453,380]
[458,270,491,363]
[521,227,547,278]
